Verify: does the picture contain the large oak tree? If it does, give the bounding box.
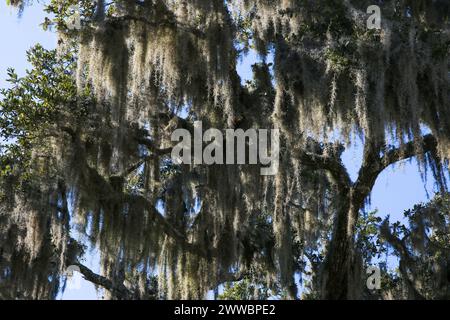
[0,0,449,299]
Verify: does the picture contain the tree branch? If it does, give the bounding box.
[62,126,210,259]
[381,134,437,168]
[293,147,352,189]
[214,271,248,289]
[84,164,211,259]
[379,220,426,300]
[73,262,132,299]
[353,134,438,210]
[135,137,172,156]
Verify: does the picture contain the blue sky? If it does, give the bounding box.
[0,2,56,88]
[0,2,443,299]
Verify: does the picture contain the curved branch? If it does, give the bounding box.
[381,134,437,168]
[353,134,438,209]
[73,262,132,299]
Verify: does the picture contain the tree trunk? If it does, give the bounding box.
[321,191,362,299]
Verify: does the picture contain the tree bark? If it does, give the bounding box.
[321,187,355,299]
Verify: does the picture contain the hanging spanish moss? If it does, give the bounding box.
[0,0,449,300]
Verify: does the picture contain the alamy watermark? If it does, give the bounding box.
[64,265,82,290]
[367,5,381,30]
[171,122,280,176]
[366,266,381,290]
[66,5,82,31]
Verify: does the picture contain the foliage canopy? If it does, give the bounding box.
[0,0,449,299]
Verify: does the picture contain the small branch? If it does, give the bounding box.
[288,201,303,210]
[379,221,415,267]
[379,221,426,300]
[214,271,248,288]
[122,158,147,176]
[73,262,132,299]
[136,137,172,156]
[112,156,151,179]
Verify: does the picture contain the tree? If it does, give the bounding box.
[0,0,448,299]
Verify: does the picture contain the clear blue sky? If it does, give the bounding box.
[0,2,443,300]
